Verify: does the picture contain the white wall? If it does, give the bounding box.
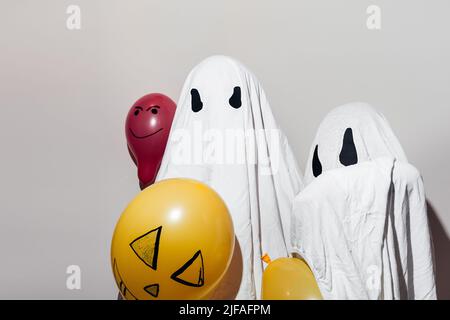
[0,0,449,299]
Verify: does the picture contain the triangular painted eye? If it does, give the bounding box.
[191,88,203,112]
[339,128,358,166]
[312,145,322,177]
[170,250,205,287]
[129,226,162,270]
[229,86,242,109]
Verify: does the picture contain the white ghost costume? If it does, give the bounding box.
[291,103,436,299]
[303,102,408,185]
[156,56,303,299]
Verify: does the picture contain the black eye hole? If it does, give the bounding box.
[339,128,358,166]
[191,88,203,112]
[312,145,322,178]
[134,106,143,116]
[229,86,242,109]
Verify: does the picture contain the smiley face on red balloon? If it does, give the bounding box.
[125,93,176,189]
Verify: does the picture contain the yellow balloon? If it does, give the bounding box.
[262,256,322,300]
[111,178,235,300]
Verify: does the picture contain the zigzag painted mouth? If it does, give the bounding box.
[129,127,163,139]
[113,258,137,300]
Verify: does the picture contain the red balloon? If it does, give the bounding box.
[125,93,176,189]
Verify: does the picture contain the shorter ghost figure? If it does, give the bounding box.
[291,102,436,300]
[125,93,176,189]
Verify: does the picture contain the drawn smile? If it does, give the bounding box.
[129,128,163,139]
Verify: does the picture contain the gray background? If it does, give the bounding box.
[0,0,449,299]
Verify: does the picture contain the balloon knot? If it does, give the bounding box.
[261,253,271,264]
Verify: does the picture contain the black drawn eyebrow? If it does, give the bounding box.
[146,105,160,111]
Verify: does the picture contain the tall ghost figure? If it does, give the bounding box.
[156,56,303,299]
[291,103,436,299]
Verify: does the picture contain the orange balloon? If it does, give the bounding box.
[262,256,322,300]
[111,178,235,300]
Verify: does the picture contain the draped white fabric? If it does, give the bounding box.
[303,102,408,185]
[156,56,303,299]
[292,103,436,299]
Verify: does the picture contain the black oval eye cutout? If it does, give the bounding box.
[312,145,322,178]
[339,128,358,166]
[191,88,203,113]
[134,106,143,116]
[229,86,242,109]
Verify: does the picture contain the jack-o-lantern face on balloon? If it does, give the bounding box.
[111,178,235,300]
[113,226,205,299]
